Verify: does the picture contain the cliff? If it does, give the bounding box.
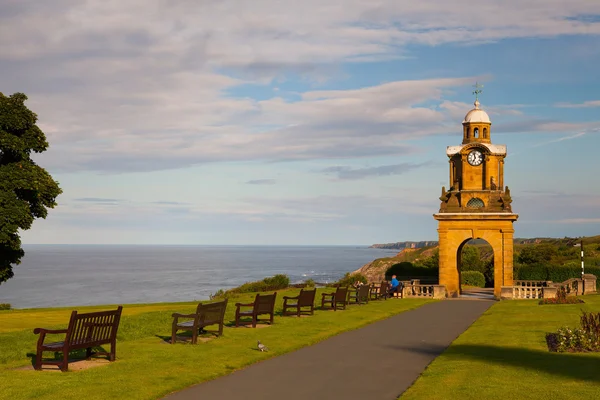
[369,241,438,250]
[352,247,438,282]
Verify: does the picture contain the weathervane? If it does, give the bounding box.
[472,82,484,101]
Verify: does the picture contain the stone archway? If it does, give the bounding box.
[434,214,517,298]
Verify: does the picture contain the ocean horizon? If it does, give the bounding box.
[0,244,397,309]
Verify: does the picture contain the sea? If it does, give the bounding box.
[0,245,397,309]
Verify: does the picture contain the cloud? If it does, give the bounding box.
[246,179,277,185]
[24,76,473,173]
[554,218,600,224]
[73,197,122,203]
[2,1,599,173]
[320,162,431,180]
[513,192,600,227]
[555,100,600,108]
[151,201,190,205]
[531,131,587,147]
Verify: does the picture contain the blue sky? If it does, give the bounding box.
[1,0,599,245]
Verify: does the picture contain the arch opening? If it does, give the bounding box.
[457,238,495,291]
[474,127,479,138]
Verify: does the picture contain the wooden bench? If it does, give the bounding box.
[348,285,370,305]
[235,293,277,327]
[283,288,316,317]
[321,286,348,311]
[171,299,228,344]
[33,306,123,372]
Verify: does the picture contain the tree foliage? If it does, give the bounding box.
[414,250,439,269]
[517,243,558,265]
[460,245,483,272]
[0,92,62,284]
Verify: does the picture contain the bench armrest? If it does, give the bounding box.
[321,292,334,297]
[33,328,68,335]
[283,295,299,300]
[235,302,254,308]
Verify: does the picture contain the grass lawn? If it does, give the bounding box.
[0,289,434,400]
[401,294,600,400]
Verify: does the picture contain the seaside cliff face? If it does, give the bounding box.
[369,241,438,250]
[352,247,438,282]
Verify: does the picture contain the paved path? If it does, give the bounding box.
[461,287,496,300]
[163,300,494,400]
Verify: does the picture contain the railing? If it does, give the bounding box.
[512,286,543,299]
[503,277,587,300]
[405,285,434,297]
[514,280,550,287]
[554,278,581,296]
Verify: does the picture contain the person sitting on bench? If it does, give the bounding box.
[389,275,402,297]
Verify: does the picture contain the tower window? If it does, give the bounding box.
[483,128,487,138]
[466,198,485,208]
[474,127,479,138]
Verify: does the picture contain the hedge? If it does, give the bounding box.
[385,262,438,280]
[516,265,600,289]
[461,271,485,287]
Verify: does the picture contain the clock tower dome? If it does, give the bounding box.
[434,85,518,299]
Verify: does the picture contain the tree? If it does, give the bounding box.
[460,245,483,272]
[0,92,62,284]
[517,243,558,266]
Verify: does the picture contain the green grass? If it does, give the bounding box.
[0,288,434,400]
[401,294,600,400]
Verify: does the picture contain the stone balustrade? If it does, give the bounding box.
[513,280,552,287]
[402,284,446,299]
[502,275,598,299]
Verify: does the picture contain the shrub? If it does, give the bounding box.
[336,273,367,287]
[0,303,11,310]
[303,278,316,288]
[547,311,600,352]
[461,271,485,287]
[263,274,290,288]
[213,274,290,298]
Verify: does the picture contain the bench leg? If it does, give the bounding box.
[86,347,93,360]
[171,325,177,344]
[34,350,43,371]
[61,351,69,372]
[109,341,116,361]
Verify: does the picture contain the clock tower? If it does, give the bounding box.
[434,86,518,298]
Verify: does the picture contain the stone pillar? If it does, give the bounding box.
[583,274,597,294]
[502,229,515,288]
[543,286,557,299]
[438,229,460,297]
[433,285,447,299]
[500,286,514,300]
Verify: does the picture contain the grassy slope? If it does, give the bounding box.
[0,289,434,400]
[401,294,600,400]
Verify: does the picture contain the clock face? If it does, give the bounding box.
[467,150,483,166]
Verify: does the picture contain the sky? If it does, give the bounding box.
[1,0,599,245]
